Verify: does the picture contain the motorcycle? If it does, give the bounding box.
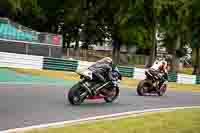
[136,70,167,96]
[67,66,122,105]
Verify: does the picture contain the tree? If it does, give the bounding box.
[84,0,147,64]
[156,0,192,72]
[0,0,23,18]
[191,0,200,74]
[144,0,157,67]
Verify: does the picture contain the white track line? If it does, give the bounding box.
[1,106,200,133]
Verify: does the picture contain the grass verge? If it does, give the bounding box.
[134,65,194,75]
[23,108,200,133]
[178,67,193,75]
[12,68,200,92]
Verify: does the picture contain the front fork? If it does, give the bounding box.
[78,79,93,97]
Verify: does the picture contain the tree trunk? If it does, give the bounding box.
[144,0,156,68]
[193,48,200,75]
[196,48,200,75]
[146,27,156,68]
[62,33,67,56]
[112,47,117,64]
[171,49,177,72]
[75,39,79,59]
[171,35,181,72]
[197,48,200,74]
[116,44,121,64]
[66,37,71,48]
[112,39,120,64]
[112,40,116,63]
[65,36,71,57]
[86,48,88,61]
[62,33,66,49]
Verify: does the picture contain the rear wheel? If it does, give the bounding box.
[157,83,167,96]
[104,87,119,103]
[68,82,87,105]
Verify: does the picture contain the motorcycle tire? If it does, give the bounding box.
[104,87,119,103]
[137,80,152,96]
[68,82,86,105]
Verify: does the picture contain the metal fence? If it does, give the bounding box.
[0,17,63,58]
[0,39,62,58]
[63,48,148,66]
[0,17,63,45]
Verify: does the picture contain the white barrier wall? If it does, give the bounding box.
[0,51,198,85]
[133,68,146,80]
[177,74,196,84]
[0,52,43,69]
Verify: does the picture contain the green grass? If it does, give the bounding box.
[179,67,193,75]
[12,68,200,92]
[133,65,193,75]
[24,108,200,133]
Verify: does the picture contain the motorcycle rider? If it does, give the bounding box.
[88,57,113,82]
[147,58,168,87]
[88,57,114,92]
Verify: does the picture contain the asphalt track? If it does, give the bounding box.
[0,83,200,131]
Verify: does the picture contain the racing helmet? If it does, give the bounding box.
[102,57,113,64]
[159,60,168,71]
[162,60,168,68]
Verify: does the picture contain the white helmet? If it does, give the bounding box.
[96,57,113,64]
[98,57,112,63]
[104,57,112,64]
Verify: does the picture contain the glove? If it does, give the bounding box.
[163,80,168,84]
[158,73,163,77]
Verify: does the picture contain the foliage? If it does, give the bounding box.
[0,0,199,71]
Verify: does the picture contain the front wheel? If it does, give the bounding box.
[68,82,87,105]
[104,87,119,103]
[137,80,152,96]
